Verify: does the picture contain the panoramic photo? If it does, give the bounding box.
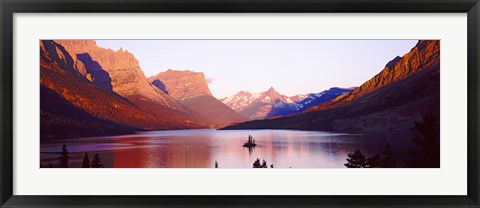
[40,39,440,168]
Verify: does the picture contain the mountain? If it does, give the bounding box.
[40,40,208,139]
[309,40,440,111]
[53,40,188,111]
[220,91,263,112]
[223,40,440,133]
[149,70,246,127]
[265,87,354,118]
[221,87,294,120]
[221,87,351,120]
[149,69,213,99]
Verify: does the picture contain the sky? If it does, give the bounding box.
[96,40,417,98]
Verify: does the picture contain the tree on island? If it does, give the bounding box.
[59,143,69,168]
[82,152,90,168]
[91,153,104,168]
[243,135,257,148]
[408,113,440,168]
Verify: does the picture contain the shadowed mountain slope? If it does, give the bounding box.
[265,87,353,118]
[223,40,440,133]
[40,40,209,139]
[310,40,440,111]
[53,40,191,112]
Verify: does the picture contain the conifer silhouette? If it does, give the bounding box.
[59,143,69,168]
[253,158,268,168]
[345,149,367,168]
[82,152,90,168]
[91,153,104,168]
[408,113,440,168]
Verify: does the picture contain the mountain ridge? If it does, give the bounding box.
[223,40,440,133]
[308,40,440,112]
[266,87,354,118]
[40,40,210,139]
[220,86,353,120]
[53,40,187,111]
[220,87,292,120]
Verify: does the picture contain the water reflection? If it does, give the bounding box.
[40,129,411,168]
[244,146,255,154]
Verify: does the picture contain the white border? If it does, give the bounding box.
[13,13,467,195]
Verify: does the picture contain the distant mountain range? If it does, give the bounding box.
[220,87,288,119]
[266,87,354,118]
[223,40,440,133]
[220,87,353,120]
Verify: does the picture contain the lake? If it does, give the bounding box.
[40,129,412,168]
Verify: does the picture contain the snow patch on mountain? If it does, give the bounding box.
[265,87,354,118]
[221,87,355,120]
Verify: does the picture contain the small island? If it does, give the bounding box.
[243,135,257,148]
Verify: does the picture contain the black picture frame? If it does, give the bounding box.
[1,0,479,207]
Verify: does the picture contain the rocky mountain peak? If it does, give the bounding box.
[262,86,286,103]
[385,56,402,68]
[148,69,246,127]
[52,40,184,110]
[235,90,252,97]
[148,69,213,100]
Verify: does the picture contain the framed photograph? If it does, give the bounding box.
[1,0,479,207]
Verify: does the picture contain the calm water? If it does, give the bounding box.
[40,129,412,168]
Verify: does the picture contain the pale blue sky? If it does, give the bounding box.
[96,40,417,98]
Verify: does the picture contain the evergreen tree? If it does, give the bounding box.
[253,158,262,168]
[408,113,440,168]
[365,154,382,168]
[82,152,90,168]
[345,144,396,168]
[59,143,69,168]
[261,159,268,168]
[344,149,367,168]
[91,153,104,168]
[380,143,396,168]
[253,158,268,168]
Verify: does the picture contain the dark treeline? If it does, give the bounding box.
[344,144,395,168]
[82,152,104,168]
[345,113,440,168]
[407,113,440,168]
[42,143,104,168]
